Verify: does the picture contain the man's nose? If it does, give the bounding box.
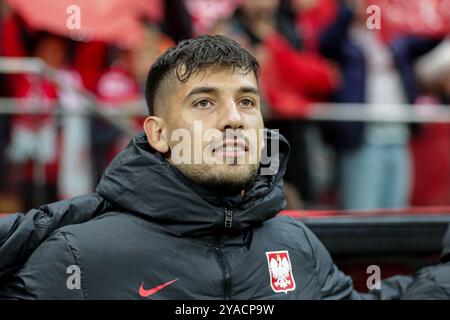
[219,101,244,130]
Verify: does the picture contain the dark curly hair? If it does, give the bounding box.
[145,34,260,116]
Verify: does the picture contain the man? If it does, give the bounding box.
[0,35,449,299]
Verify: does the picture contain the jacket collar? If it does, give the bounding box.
[96,129,290,237]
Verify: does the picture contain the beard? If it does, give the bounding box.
[174,163,259,195]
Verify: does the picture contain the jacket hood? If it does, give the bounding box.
[96,130,290,237]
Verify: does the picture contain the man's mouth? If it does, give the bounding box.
[212,139,248,159]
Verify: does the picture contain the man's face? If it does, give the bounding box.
[152,67,264,194]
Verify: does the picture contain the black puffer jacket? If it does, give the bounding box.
[0,194,111,284]
[399,225,450,299]
[0,131,449,299]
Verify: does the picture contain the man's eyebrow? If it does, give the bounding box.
[238,86,259,95]
[184,85,260,102]
[185,86,219,100]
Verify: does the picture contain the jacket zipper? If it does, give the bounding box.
[214,241,232,300]
[212,208,234,299]
[224,208,233,228]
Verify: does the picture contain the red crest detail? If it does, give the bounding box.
[266,250,296,293]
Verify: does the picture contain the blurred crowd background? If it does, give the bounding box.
[0,0,450,213]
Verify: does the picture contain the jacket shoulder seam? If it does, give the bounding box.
[58,231,88,300]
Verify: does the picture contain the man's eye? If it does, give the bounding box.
[194,100,212,108]
[239,99,255,107]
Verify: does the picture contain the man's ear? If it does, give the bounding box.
[143,116,170,153]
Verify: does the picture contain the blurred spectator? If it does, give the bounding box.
[185,0,241,36]
[1,3,174,209]
[4,28,94,208]
[286,0,338,52]
[0,5,26,212]
[411,39,450,206]
[56,61,93,201]
[8,32,69,209]
[0,1,8,191]
[91,47,141,183]
[319,0,443,210]
[213,0,339,207]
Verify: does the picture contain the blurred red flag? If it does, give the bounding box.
[371,0,450,39]
[5,0,163,48]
